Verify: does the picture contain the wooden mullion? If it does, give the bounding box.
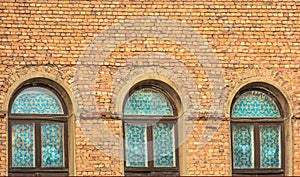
[231,118,283,123]
[255,123,260,170]
[36,121,41,168]
[9,115,68,122]
[148,123,154,168]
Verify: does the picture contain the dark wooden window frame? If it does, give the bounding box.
[123,83,180,176]
[231,88,285,176]
[8,82,69,176]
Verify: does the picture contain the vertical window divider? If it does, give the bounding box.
[36,121,41,169]
[255,123,260,170]
[148,121,154,168]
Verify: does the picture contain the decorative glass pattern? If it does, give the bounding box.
[232,125,254,169]
[41,123,64,167]
[260,126,281,168]
[11,87,64,114]
[124,88,173,116]
[12,123,35,167]
[153,124,175,167]
[231,91,280,118]
[125,123,147,167]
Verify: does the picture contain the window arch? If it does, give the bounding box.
[231,90,281,118]
[8,80,69,176]
[123,80,180,176]
[124,88,174,116]
[11,87,64,114]
[231,84,286,176]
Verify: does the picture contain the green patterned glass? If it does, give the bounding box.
[232,125,254,169]
[153,124,175,167]
[12,123,35,167]
[125,123,147,167]
[260,125,281,168]
[124,88,173,116]
[11,87,64,114]
[231,91,280,118]
[41,123,64,167]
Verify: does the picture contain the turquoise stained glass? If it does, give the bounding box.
[231,91,280,118]
[124,88,177,169]
[153,124,175,167]
[41,123,64,167]
[260,126,281,168]
[11,87,64,114]
[12,123,35,167]
[125,123,147,167]
[232,125,254,169]
[124,88,173,116]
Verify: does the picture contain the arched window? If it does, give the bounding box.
[9,82,68,176]
[123,81,179,176]
[231,87,285,176]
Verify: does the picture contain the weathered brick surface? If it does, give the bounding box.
[187,121,231,175]
[0,117,6,176]
[0,0,300,175]
[75,120,123,176]
[293,120,300,175]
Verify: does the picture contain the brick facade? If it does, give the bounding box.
[0,0,300,175]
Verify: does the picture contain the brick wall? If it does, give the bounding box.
[0,0,300,175]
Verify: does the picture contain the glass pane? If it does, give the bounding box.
[125,123,147,167]
[11,87,64,114]
[12,123,35,167]
[231,91,280,118]
[260,125,281,168]
[232,125,254,169]
[41,123,64,167]
[153,124,175,167]
[124,88,173,116]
